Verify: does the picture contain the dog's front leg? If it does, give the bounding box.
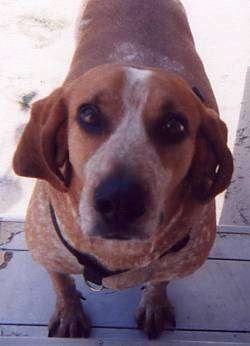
[47,271,91,338]
[135,281,176,339]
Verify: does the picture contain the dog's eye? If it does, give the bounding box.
[163,117,186,135]
[153,113,188,145]
[77,104,106,134]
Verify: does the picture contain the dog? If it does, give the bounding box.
[13,0,233,340]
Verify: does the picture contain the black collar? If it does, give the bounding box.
[49,202,127,287]
[192,86,205,103]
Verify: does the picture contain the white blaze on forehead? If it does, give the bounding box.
[109,67,152,159]
[123,67,152,113]
[126,67,152,81]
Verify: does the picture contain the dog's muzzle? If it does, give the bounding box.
[93,171,147,239]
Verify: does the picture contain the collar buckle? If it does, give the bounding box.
[84,277,104,292]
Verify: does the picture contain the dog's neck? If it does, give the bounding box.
[49,201,190,289]
[47,180,204,271]
[47,181,215,290]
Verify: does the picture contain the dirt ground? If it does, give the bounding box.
[0,0,250,222]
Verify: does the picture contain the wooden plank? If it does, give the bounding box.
[2,221,250,259]
[220,67,250,226]
[0,233,27,251]
[0,338,97,346]
[1,252,250,333]
[4,231,248,260]
[218,225,250,234]
[0,222,26,250]
[1,327,250,344]
[0,336,249,346]
[1,232,250,264]
[0,325,47,337]
[210,233,250,260]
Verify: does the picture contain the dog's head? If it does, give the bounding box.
[13,64,233,240]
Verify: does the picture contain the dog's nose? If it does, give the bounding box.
[94,173,147,228]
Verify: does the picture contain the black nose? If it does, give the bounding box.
[94,173,147,228]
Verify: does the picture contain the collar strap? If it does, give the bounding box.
[192,86,205,103]
[49,202,127,286]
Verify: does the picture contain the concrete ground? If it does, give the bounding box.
[0,0,250,223]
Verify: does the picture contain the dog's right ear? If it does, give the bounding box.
[188,107,233,201]
[13,88,69,192]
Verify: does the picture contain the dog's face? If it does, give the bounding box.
[67,65,200,240]
[13,64,233,241]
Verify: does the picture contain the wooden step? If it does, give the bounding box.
[0,335,250,346]
[1,222,250,344]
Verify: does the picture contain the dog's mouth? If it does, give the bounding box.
[90,211,167,241]
[101,233,132,241]
[91,222,148,241]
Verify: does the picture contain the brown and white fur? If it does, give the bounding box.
[13,0,233,340]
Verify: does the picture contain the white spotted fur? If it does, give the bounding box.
[108,42,184,74]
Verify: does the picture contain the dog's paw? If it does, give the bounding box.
[135,291,176,339]
[48,299,91,338]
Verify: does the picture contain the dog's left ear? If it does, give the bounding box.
[188,107,233,201]
[13,87,70,192]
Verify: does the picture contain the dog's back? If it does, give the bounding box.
[67,0,216,108]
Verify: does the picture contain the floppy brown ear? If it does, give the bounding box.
[13,88,69,192]
[188,107,233,201]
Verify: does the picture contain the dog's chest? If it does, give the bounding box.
[25,182,83,274]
